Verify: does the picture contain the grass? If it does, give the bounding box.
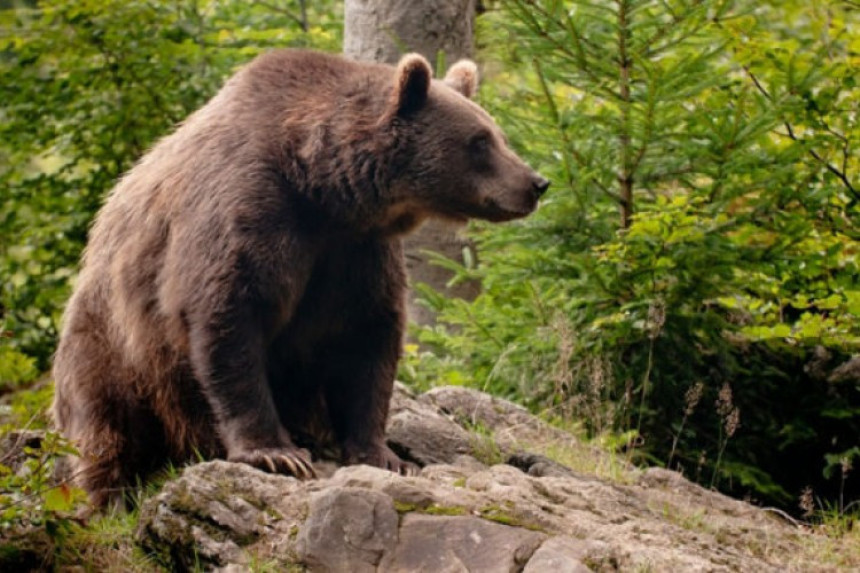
[508,411,637,485]
[466,423,505,466]
[54,510,160,572]
[650,496,860,569]
[800,510,860,569]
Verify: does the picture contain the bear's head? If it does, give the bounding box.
[382,53,549,227]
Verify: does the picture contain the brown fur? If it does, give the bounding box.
[51,49,549,507]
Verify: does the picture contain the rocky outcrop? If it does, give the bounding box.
[136,386,840,571]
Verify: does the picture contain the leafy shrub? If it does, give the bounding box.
[0,0,342,368]
[0,429,86,564]
[0,347,39,395]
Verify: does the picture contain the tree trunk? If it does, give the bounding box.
[344,0,479,327]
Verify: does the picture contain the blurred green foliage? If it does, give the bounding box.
[0,0,341,370]
[0,430,85,558]
[408,0,860,510]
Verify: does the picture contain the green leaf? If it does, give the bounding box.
[43,484,73,512]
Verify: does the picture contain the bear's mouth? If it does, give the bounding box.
[486,209,532,222]
[480,196,538,222]
[432,195,538,224]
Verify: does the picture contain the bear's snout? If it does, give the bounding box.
[532,174,550,198]
[477,169,549,222]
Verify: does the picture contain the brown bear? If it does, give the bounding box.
[51,49,549,507]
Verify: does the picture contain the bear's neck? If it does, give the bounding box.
[277,113,420,237]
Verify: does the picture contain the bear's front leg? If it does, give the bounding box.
[321,320,418,476]
[187,314,316,479]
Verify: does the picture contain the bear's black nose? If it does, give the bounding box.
[533,175,550,197]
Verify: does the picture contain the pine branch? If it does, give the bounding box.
[533,58,621,204]
[640,0,706,57]
[513,0,623,101]
[253,0,308,31]
[743,66,858,202]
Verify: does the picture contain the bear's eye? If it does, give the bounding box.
[469,134,491,154]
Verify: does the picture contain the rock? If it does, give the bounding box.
[134,386,847,572]
[0,430,45,472]
[136,460,305,569]
[327,464,437,509]
[420,386,574,448]
[379,514,545,571]
[507,451,579,478]
[829,355,860,383]
[419,386,609,473]
[804,345,834,380]
[805,347,860,384]
[523,537,595,573]
[295,488,399,572]
[387,384,475,465]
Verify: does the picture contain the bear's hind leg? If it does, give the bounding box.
[65,397,171,509]
[54,325,166,508]
[71,422,127,510]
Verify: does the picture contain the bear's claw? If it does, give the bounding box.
[230,447,317,480]
[344,443,419,477]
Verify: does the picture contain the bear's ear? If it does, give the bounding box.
[390,53,432,116]
[444,60,478,99]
